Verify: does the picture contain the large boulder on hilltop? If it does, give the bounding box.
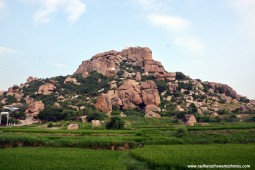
[144,60,165,73]
[207,82,239,100]
[75,50,121,77]
[95,93,112,114]
[121,47,152,61]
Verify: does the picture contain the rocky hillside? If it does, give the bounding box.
[0,47,254,124]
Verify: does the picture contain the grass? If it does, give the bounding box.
[0,147,125,170]
[131,144,255,169]
[1,122,255,148]
[0,144,254,170]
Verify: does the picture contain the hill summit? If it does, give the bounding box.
[0,46,254,125]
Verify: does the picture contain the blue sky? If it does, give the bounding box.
[0,0,254,99]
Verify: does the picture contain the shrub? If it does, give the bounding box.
[124,109,144,117]
[86,111,105,122]
[48,123,53,128]
[37,107,65,122]
[6,95,17,104]
[173,126,189,137]
[175,72,187,80]
[188,103,197,114]
[176,112,186,120]
[105,117,124,130]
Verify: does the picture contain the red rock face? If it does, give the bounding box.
[37,83,56,95]
[94,79,161,114]
[94,94,112,114]
[25,100,45,117]
[74,46,174,82]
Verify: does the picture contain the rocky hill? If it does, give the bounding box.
[0,47,254,125]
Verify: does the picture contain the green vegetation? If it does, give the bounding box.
[37,106,77,122]
[0,147,125,170]
[0,120,255,169]
[131,144,255,169]
[105,117,125,130]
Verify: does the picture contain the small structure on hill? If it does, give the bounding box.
[0,105,19,126]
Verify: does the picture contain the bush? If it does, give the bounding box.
[173,126,189,137]
[175,72,187,80]
[37,107,77,122]
[188,103,197,114]
[105,117,124,130]
[6,95,17,104]
[86,111,105,122]
[176,112,186,120]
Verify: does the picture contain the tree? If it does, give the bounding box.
[105,117,124,130]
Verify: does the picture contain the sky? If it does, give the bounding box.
[0,0,254,99]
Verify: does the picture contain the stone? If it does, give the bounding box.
[120,112,127,117]
[135,73,142,81]
[37,83,56,95]
[168,82,178,92]
[67,124,79,130]
[57,96,64,101]
[175,105,185,112]
[91,120,102,127]
[109,80,117,89]
[64,76,79,85]
[141,80,157,89]
[80,116,87,122]
[122,98,137,110]
[68,105,79,111]
[142,89,160,106]
[95,94,112,114]
[145,111,161,118]
[145,104,161,113]
[53,102,61,108]
[185,115,197,126]
[26,76,38,83]
[211,112,219,117]
[165,72,176,82]
[25,100,44,117]
[166,96,172,101]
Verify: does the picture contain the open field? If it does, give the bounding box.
[0,144,254,170]
[1,121,255,148]
[0,121,255,169]
[131,144,255,169]
[0,147,125,170]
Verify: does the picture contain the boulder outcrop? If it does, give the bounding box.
[25,100,45,117]
[37,83,56,95]
[74,47,173,82]
[94,79,161,115]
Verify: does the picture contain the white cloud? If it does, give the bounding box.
[0,0,6,9]
[0,46,16,56]
[65,0,86,24]
[34,0,63,24]
[173,36,205,56]
[229,0,255,39]
[132,0,172,12]
[132,0,205,57]
[30,0,86,25]
[148,14,189,31]
[52,63,66,68]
